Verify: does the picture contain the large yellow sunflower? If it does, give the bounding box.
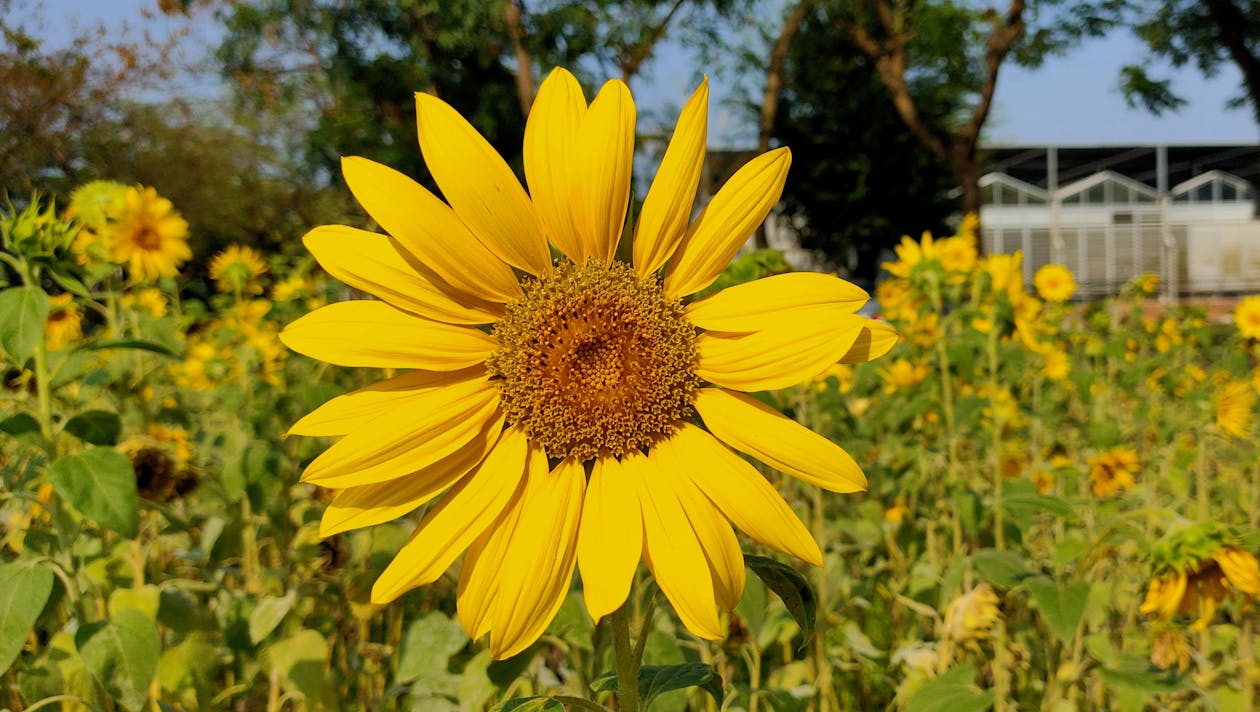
[103,185,191,282]
[281,68,896,659]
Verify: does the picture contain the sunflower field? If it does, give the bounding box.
[4,94,1260,712]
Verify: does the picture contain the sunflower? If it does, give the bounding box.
[209,245,269,294]
[1215,380,1255,438]
[1235,295,1260,341]
[1033,264,1076,303]
[44,293,83,351]
[1087,447,1139,497]
[280,69,896,659]
[103,185,191,282]
[1141,547,1260,630]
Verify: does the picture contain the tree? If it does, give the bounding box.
[1122,1,1260,127]
[819,0,1117,220]
[772,3,957,282]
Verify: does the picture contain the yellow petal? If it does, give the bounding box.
[300,377,500,488]
[318,413,504,536]
[695,309,866,392]
[340,156,520,302]
[578,455,645,622]
[489,455,585,659]
[672,474,745,610]
[303,225,501,325]
[524,67,586,263]
[838,320,900,364]
[634,78,708,277]
[665,424,821,566]
[640,447,723,640]
[572,79,635,265]
[663,147,791,297]
[686,272,869,331]
[694,388,866,493]
[414,92,551,275]
[290,367,486,437]
[371,426,530,603]
[280,300,498,371]
[457,499,523,641]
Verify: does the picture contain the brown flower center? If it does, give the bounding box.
[487,260,699,462]
[132,225,161,250]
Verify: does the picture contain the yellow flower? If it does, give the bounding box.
[120,287,169,317]
[102,185,191,281]
[1141,547,1260,630]
[882,232,939,278]
[1088,447,1139,497]
[1130,272,1160,297]
[811,363,855,394]
[1030,470,1054,495]
[209,245,269,294]
[1215,380,1255,437]
[271,275,310,302]
[982,252,1023,297]
[1033,264,1076,303]
[878,359,928,394]
[1235,295,1260,340]
[66,180,129,267]
[44,293,83,351]
[943,583,1001,644]
[1040,347,1069,381]
[938,233,977,276]
[279,69,896,659]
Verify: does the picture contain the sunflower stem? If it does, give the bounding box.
[610,604,640,712]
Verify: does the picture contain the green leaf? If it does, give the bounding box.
[744,554,816,651]
[905,665,995,712]
[0,562,55,674]
[248,591,295,645]
[396,611,467,684]
[0,287,50,363]
[64,410,122,445]
[1002,494,1076,522]
[1024,576,1090,646]
[75,609,160,712]
[76,338,177,357]
[591,662,723,707]
[48,447,140,536]
[1097,655,1187,694]
[971,549,1032,589]
[0,413,39,437]
[489,697,565,712]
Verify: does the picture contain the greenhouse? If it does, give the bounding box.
[980,144,1260,298]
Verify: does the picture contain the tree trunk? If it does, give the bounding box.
[949,144,985,248]
[503,0,535,116]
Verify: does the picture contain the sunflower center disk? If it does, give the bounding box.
[487,260,699,462]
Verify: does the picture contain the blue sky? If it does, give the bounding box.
[18,0,1259,146]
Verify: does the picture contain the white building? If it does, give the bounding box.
[980,144,1260,298]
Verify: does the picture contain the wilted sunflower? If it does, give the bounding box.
[1141,546,1260,630]
[281,68,896,659]
[103,185,191,281]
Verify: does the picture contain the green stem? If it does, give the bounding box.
[31,337,55,458]
[610,605,640,712]
[987,329,1004,550]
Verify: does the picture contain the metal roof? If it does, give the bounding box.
[982,144,1260,189]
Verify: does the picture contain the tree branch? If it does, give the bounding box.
[960,0,1025,151]
[503,0,535,116]
[619,0,687,81]
[759,0,812,153]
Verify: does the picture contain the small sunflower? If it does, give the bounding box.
[103,185,191,282]
[1087,447,1139,497]
[281,69,896,659]
[1234,295,1260,341]
[1033,264,1076,303]
[209,245,269,294]
[44,293,83,351]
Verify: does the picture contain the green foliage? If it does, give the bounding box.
[0,561,54,674]
[75,609,161,712]
[47,448,140,537]
[590,662,724,707]
[744,554,817,652]
[905,665,995,712]
[0,286,48,362]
